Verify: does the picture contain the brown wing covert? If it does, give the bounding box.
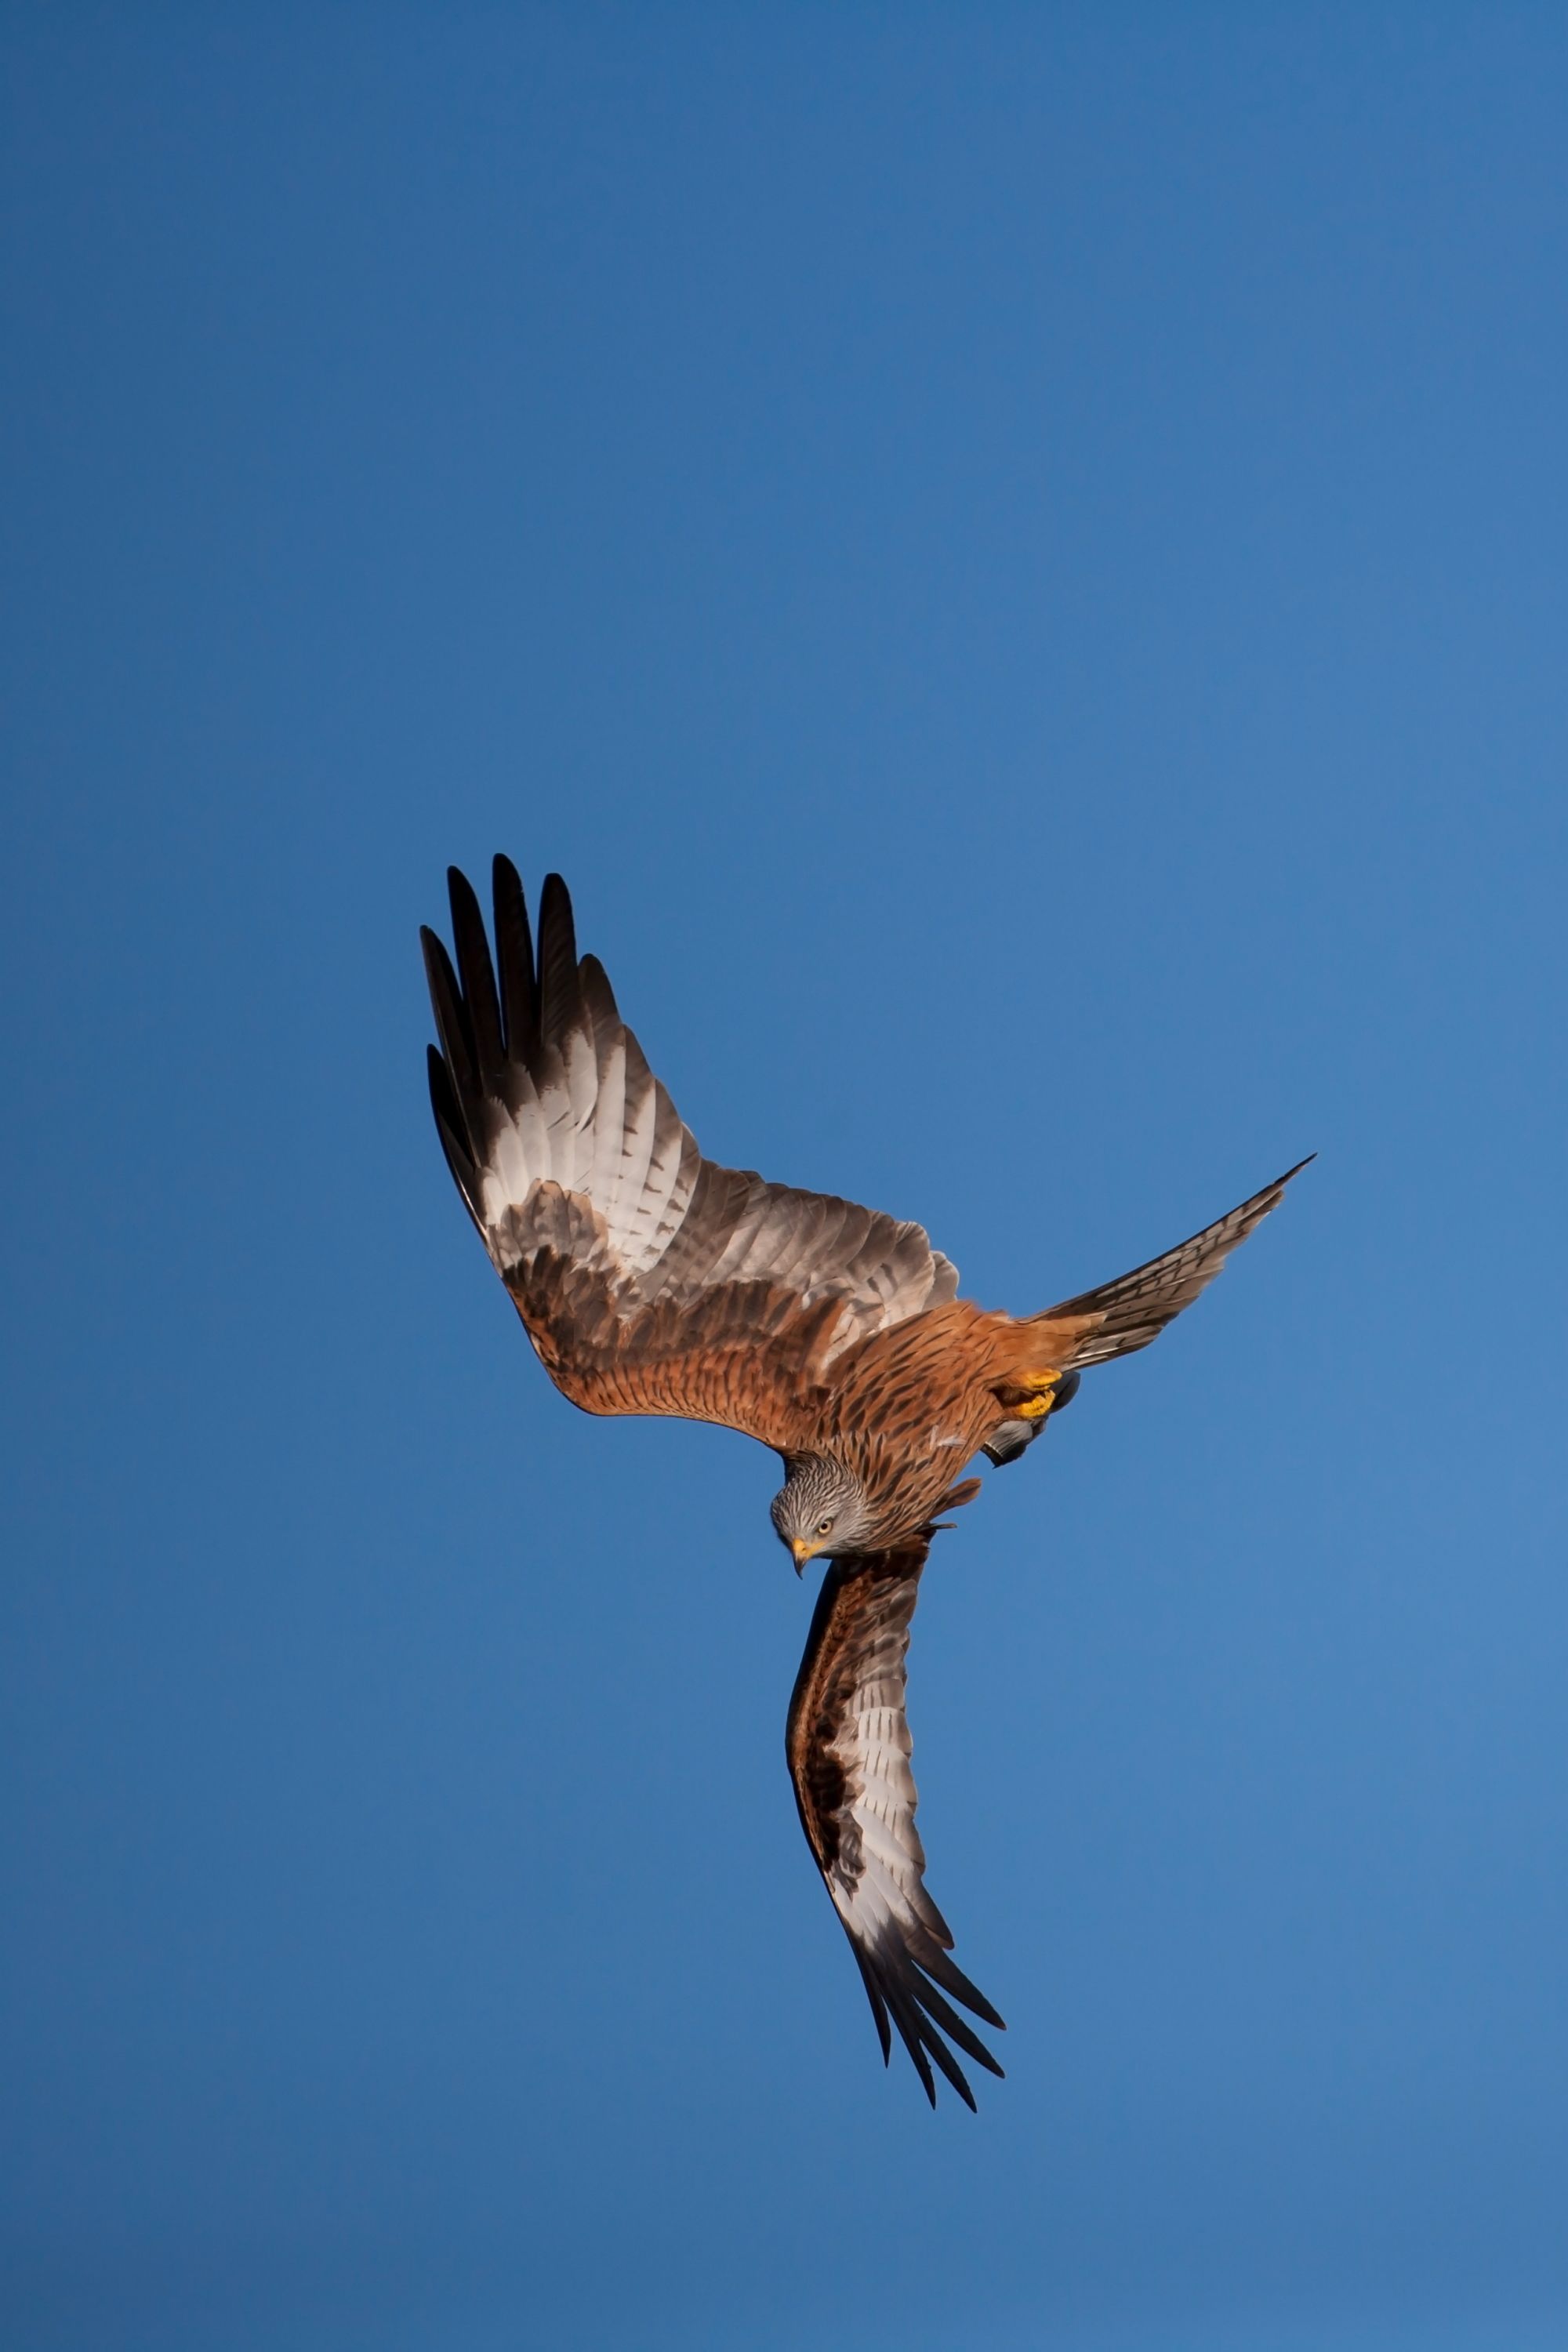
[423,861,959,1446]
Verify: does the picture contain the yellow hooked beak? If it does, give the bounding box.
[789,1537,818,1574]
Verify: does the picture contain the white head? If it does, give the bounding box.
[769,1455,876,1571]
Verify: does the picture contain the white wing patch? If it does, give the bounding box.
[475,1035,698,1279]
[441,874,959,1358]
[786,1551,1004,2108]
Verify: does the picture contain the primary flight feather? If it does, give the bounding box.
[423,857,1308,2108]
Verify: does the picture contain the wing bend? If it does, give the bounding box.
[786,1541,1004,2109]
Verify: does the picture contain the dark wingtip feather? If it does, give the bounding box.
[420,925,477,1100]
[492,855,538,1061]
[426,1046,484,1236]
[578,952,621,1040]
[849,1930,1004,2107]
[920,2017,979,2110]
[924,1946,1007,2032]
[879,1974,939,2107]
[851,1945,893,2067]
[911,1969,1006,2079]
[536,873,581,1046]
[879,1958,989,2110]
[426,1040,466,1136]
[446,865,504,1083]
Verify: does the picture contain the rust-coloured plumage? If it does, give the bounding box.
[423,858,1309,2106]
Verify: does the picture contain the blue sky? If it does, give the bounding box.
[3,8,1566,2347]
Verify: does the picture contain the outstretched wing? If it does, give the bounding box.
[423,860,959,1449]
[786,1541,1004,2110]
[1029,1157,1313,1370]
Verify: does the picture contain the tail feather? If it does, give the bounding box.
[1025,1158,1312,1372]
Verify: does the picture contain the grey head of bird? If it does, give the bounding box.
[770,1454,877,1571]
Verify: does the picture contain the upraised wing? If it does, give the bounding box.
[786,1540,1004,2109]
[1029,1158,1314,1370]
[423,861,958,1450]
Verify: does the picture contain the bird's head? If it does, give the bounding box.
[770,1456,875,1572]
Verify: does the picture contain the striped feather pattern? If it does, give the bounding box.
[786,1541,1004,2110]
[421,854,1311,2110]
[1028,1158,1315,1370]
[423,861,958,1448]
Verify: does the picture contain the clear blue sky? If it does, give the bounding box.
[4,9,1566,2348]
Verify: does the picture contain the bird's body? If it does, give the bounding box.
[539,1279,1030,1540]
[422,858,1308,2107]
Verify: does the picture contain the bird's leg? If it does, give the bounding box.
[982,1367,1080,1468]
[996,1367,1069,1422]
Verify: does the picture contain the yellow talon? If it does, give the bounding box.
[1013,1369,1063,1421]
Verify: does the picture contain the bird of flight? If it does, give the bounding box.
[422,858,1308,2110]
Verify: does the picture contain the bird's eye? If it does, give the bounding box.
[816,1517,834,1537]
